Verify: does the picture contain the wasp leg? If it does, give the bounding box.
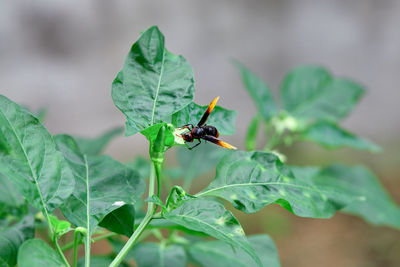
[181,124,194,131]
[183,123,194,129]
[188,139,201,150]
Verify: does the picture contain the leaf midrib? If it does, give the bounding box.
[197,182,328,197]
[0,109,51,231]
[150,48,166,125]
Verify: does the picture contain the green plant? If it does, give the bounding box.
[0,25,399,267]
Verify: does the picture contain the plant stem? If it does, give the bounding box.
[54,237,71,267]
[154,162,162,198]
[151,229,164,241]
[73,231,80,267]
[109,162,157,267]
[62,232,118,251]
[84,155,91,267]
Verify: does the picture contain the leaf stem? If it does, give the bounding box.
[84,155,90,267]
[109,162,157,267]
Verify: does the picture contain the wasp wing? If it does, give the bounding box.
[201,135,237,150]
[197,96,219,126]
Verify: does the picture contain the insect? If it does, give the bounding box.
[180,96,237,150]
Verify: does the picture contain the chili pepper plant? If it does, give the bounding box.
[0,26,399,267]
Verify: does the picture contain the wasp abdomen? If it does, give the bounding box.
[204,125,219,137]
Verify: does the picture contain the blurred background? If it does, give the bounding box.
[1,1,399,266]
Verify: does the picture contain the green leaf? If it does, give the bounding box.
[234,61,277,120]
[132,242,186,267]
[77,256,130,267]
[0,216,34,266]
[291,165,400,229]
[0,173,25,219]
[99,204,135,237]
[164,198,262,267]
[0,258,8,267]
[188,234,280,267]
[176,142,230,186]
[18,239,64,267]
[112,26,195,135]
[171,102,237,136]
[49,215,71,238]
[75,127,123,156]
[141,123,175,146]
[54,134,145,235]
[126,157,151,218]
[280,66,364,121]
[197,151,350,217]
[300,121,381,152]
[145,219,208,236]
[245,114,261,151]
[0,95,75,214]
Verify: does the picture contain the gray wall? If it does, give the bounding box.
[1,0,399,160]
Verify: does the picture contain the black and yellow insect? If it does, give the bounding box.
[180,96,237,150]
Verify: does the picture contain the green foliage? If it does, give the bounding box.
[0,174,25,220]
[49,216,71,239]
[132,243,186,267]
[300,121,381,152]
[198,151,351,217]
[0,95,75,214]
[281,66,364,122]
[0,25,398,267]
[141,123,175,147]
[54,134,145,235]
[236,63,379,153]
[291,165,400,228]
[99,204,135,237]
[164,198,262,267]
[234,61,277,120]
[112,26,195,136]
[77,256,130,267]
[245,114,261,151]
[0,217,34,266]
[18,239,64,267]
[188,234,280,267]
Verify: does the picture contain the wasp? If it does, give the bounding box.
[180,96,237,150]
